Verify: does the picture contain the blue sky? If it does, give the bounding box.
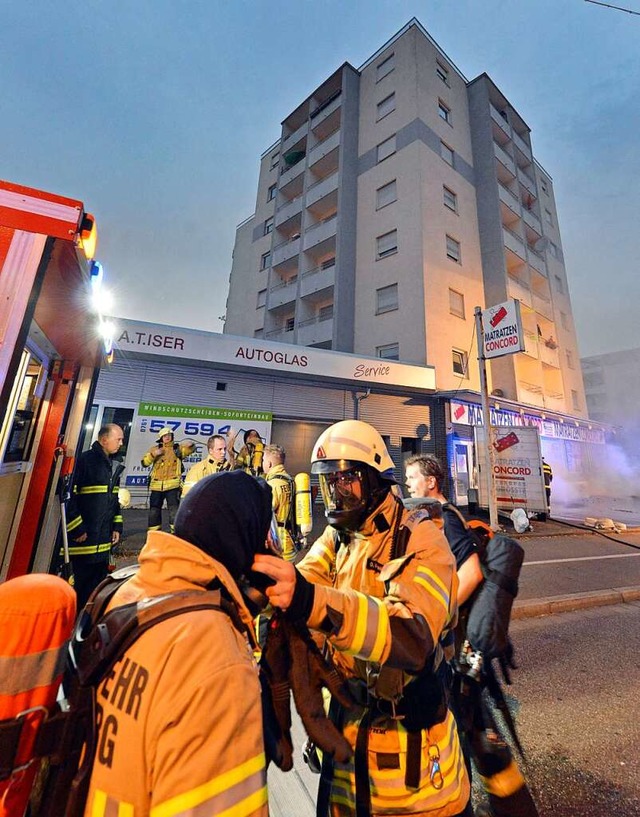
[1,0,638,357]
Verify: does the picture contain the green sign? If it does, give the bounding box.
[138,402,272,422]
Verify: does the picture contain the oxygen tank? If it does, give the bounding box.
[294,472,313,537]
[251,441,264,474]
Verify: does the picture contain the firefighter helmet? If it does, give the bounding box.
[156,426,174,442]
[310,420,396,530]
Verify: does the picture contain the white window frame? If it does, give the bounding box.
[443,185,458,213]
[376,283,398,315]
[376,179,397,210]
[376,229,398,260]
[376,93,396,121]
[376,53,395,82]
[377,343,399,360]
[264,216,274,235]
[452,349,468,377]
[440,140,454,166]
[438,100,452,124]
[446,234,461,263]
[377,134,396,163]
[285,317,295,332]
[449,288,465,319]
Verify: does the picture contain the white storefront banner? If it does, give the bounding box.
[112,318,436,391]
[481,299,525,359]
[123,401,272,491]
[475,425,546,512]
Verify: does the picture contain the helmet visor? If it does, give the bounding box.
[319,467,366,515]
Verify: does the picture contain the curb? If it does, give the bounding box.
[512,586,640,619]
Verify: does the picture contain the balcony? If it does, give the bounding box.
[308,129,340,171]
[490,104,510,136]
[272,235,300,267]
[494,142,516,176]
[517,380,545,409]
[268,278,297,309]
[265,324,295,343]
[522,330,539,359]
[527,247,547,276]
[502,226,526,261]
[512,130,532,162]
[281,121,309,155]
[304,214,337,250]
[310,89,342,125]
[306,170,339,209]
[523,208,542,237]
[300,262,335,299]
[543,393,566,413]
[532,291,553,320]
[517,167,536,195]
[279,156,306,187]
[275,195,302,227]
[507,274,532,308]
[498,182,520,215]
[297,314,334,346]
[539,340,560,368]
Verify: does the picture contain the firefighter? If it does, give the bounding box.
[141,427,192,533]
[230,428,265,476]
[83,470,274,817]
[253,420,472,817]
[66,424,125,610]
[542,458,553,515]
[405,454,539,817]
[181,434,231,497]
[263,443,297,562]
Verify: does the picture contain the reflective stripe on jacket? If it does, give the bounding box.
[83,533,267,817]
[142,444,188,492]
[181,457,231,497]
[66,441,123,560]
[265,465,296,562]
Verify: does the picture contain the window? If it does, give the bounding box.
[376,229,398,259]
[554,274,564,294]
[438,100,452,124]
[270,151,280,170]
[264,216,274,235]
[318,304,334,321]
[376,179,397,209]
[560,311,569,330]
[321,257,336,270]
[377,93,396,120]
[436,61,450,85]
[440,140,454,166]
[540,178,549,195]
[377,134,396,163]
[260,251,271,270]
[377,343,399,360]
[544,208,553,226]
[257,289,266,308]
[452,349,468,377]
[449,288,465,318]
[446,235,461,263]
[443,185,457,212]
[572,389,580,410]
[285,317,295,332]
[376,283,398,314]
[566,350,575,369]
[376,52,395,81]
[267,183,277,202]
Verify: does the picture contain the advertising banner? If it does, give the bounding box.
[481,299,525,359]
[475,425,546,512]
[123,401,272,493]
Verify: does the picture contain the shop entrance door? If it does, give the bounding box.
[453,440,474,507]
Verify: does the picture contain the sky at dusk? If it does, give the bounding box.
[1,0,638,358]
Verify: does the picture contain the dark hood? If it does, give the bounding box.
[174,470,272,578]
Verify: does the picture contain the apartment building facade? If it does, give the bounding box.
[225,18,586,418]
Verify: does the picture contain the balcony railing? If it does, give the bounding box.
[507,275,532,308]
[304,214,337,249]
[490,104,510,135]
[502,226,526,260]
[306,170,339,208]
[498,182,520,214]
[517,167,536,194]
[527,247,547,276]
[523,208,542,236]
[272,235,300,267]
[297,313,334,345]
[268,277,297,309]
[494,142,516,176]
[300,262,336,298]
[308,129,340,168]
[512,130,532,162]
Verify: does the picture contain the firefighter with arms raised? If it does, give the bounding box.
[253,420,471,817]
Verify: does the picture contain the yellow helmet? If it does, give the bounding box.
[118,487,131,508]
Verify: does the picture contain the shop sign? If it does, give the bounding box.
[481,299,525,359]
[475,426,546,512]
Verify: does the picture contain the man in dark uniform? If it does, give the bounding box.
[542,458,553,515]
[66,424,124,610]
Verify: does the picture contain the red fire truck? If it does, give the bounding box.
[0,179,107,580]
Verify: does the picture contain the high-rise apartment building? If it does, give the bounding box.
[225,19,586,417]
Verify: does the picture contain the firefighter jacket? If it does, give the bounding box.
[66,442,124,562]
[182,456,231,497]
[84,532,268,817]
[542,460,553,487]
[141,442,188,492]
[297,492,469,816]
[265,464,296,562]
[233,442,264,476]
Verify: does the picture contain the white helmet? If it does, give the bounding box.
[311,420,396,530]
[156,426,174,442]
[118,487,131,508]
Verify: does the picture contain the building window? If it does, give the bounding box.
[443,185,458,212]
[540,178,549,195]
[452,349,468,377]
[377,134,396,163]
[566,350,575,369]
[264,216,274,235]
[318,304,334,321]
[285,317,295,332]
[376,179,397,209]
[321,256,336,270]
[260,251,271,270]
[446,235,461,263]
[267,183,277,202]
[544,208,553,226]
[253,329,263,339]
[270,151,280,170]
[376,283,398,314]
[560,311,569,330]
[436,61,450,84]
[377,343,399,360]
[554,274,564,293]
[440,140,454,166]
[377,93,396,120]
[572,389,580,410]
[257,289,266,308]
[438,100,452,124]
[376,229,398,259]
[449,288,465,318]
[376,52,395,81]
